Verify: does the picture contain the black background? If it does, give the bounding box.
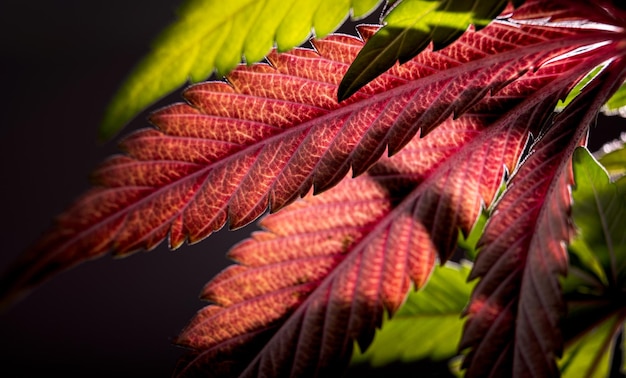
[0,1,625,377]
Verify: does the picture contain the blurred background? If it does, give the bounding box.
[0,1,624,377]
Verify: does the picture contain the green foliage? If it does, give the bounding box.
[557,65,605,111]
[350,147,626,375]
[456,210,487,261]
[568,147,626,288]
[351,262,473,367]
[603,82,626,116]
[560,314,624,378]
[558,147,626,376]
[597,139,626,178]
[338,0,514,100]
[99,0,383,139]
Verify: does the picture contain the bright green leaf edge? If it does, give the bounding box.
[560,315,624,378]
[338,0,514,101]
[596,136,626,179]
[350,261,474,368]
[603,81,626,116]
[99,0,383,140]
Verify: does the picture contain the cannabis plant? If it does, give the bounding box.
[2,0,626,377]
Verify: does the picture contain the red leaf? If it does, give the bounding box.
[1,1,622,307]
[460,59,626,377]
[171,41,621,375]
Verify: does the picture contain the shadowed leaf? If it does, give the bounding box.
[560,314,624,378]
[570,147,626,288]
[350,262,473,368]
[173,37,619,374]
[559,147,626,377]
[461,59,626,378]
[338,0,513,100]
[4,7,619,307]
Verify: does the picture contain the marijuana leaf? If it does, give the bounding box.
[173,106,520,376]
[461,60,626,378]
[350,262,473,368]
[174,30,618,374]
[559,146,626,377]
[99,0,383,139]
[5,8,616,307]
[338,0,514,100]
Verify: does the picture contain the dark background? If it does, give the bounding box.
[0,1,250,377]
[0,2,624,377]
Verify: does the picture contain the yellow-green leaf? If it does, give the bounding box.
[597,138,626,178]
[560,315,624,378]
[603,81,626,117]
[100,0,383,139]
[350,262,473,367]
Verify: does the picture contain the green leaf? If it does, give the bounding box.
[100,0,383,140]
[457,210,487,262]
[569,147,626,289]
[560,148,626,377]
[560,315,624,378]
[338,0,511,100]
[603,81,626,116]
[557,65,605,111]
[350,262,474,367]
[597,139,626,178]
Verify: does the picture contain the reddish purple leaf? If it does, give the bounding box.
[2,3,621,307]
[171,37,624,375]
[460,59,626,377]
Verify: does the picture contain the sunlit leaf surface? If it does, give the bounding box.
[4,4,619,307]
[99,0,383,139]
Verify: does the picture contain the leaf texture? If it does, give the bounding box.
[173,42,616,376]
[570,148,626,287]
[338,0,513,100]
[461,59,626,378]
[99,0,384,139]
[2,2,622,308]
[350,262,473,368]
[339,0,621,100]
[173,119,510,377]
[560,147,626,377]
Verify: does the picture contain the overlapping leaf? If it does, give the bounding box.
[560,314,624,378]
[4,4,619,307]
[559,147,626,377]
[338,0,514,100]
[173,113,523,376]
[173,41,619,376]
[596,136,626,178]
[350,262,473,368]
[338,0,621,100]
[461,60,626,378]
[99,0,384,139]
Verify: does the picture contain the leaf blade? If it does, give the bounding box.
[350,262,474,367]
[461,59,626,378]
[3,4,621,307]
[99,0,384,139]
